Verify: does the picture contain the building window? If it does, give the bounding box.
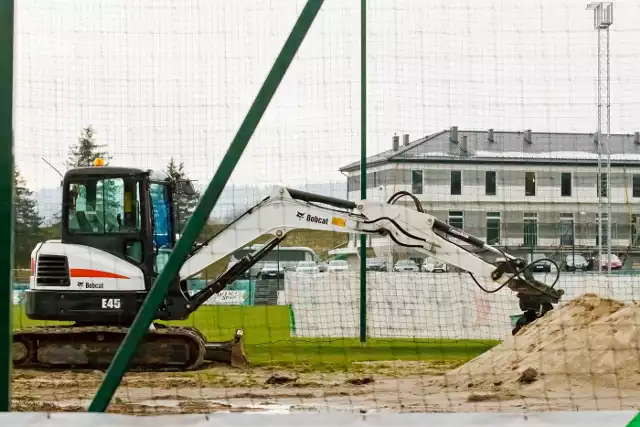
[448,211,464,230]
[450,171,462,195]
[485,171,496,196]
[486,212,501,245]
[561,172,572,197]
[525,172,536,196]
[596,212,609,246]
[559,212,574,245]
[633,175,640,198]
[632,214,640,247]
[412,170,423,194]
[597,172,608,198]
[523,212,538,247]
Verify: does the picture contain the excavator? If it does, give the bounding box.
[12,161,565,371]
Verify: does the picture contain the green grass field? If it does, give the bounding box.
[12,305,497,369]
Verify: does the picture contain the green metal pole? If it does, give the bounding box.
[359,0,367,346]
[0,0,14,412]
[89,0,324,412]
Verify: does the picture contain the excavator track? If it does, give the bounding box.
[12,325,213,371]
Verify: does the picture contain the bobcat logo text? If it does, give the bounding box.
[295,211,329,225]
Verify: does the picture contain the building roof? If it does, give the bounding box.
[340,129,640,172]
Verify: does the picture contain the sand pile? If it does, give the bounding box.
[445,293,640,392]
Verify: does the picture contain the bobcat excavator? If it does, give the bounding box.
[13,161,564,371]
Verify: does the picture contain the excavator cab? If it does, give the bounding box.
[62,164,177,290]
[25,163,196,324]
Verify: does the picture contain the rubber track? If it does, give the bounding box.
[13,325,207,371]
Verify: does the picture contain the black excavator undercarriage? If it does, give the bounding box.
[12,325,246,371]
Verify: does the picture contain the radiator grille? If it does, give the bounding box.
[36,255,70,286]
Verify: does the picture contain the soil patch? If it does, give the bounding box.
[445,294,640,393]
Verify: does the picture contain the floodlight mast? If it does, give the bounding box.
[586,2,613,274]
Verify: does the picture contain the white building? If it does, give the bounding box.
[339,127,640,266]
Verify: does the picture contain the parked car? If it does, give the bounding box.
[295,261,320,274]
[526,253,553,273]
[393,259,420,272]
[365,257,387,272]
[564,254,589,272]
[422,258,447,273]
[256,262,285,280]
[317,261,329,273]
[593,254,623,271]
[328,260,349,272]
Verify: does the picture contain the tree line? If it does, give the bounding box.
[14,125,201,269]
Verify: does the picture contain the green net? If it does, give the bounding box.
[10,0,640,418]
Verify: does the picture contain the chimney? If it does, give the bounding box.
[524,129,532,144]
[460,135,468,153]
[635,132,640,145]
[392,134,400,151]
[402,133,410,146]
[450,126,458,144]
[488,128,494,143]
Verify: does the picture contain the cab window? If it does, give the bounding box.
[150,183,173,249]
[67,177,142,234]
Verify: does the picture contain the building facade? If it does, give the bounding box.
[339,128,640,265]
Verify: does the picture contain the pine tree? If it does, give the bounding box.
[68,125,110,167]
[14,168,44,268]
[67,125,119,212]
[165,157,200,232]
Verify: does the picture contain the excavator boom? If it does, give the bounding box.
[180,186,563,317]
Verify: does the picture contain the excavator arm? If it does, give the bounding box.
[180,186,564,319]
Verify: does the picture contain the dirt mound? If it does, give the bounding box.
[445,294,640,392]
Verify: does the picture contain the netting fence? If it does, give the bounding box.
[6,0,640,422]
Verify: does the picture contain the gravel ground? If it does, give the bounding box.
[11,359,640,415]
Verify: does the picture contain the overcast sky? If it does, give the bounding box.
[13,0,640,193]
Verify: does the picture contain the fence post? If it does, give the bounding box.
[359,0,368,347]
[89,0,325,412]
[0,0,14,412]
